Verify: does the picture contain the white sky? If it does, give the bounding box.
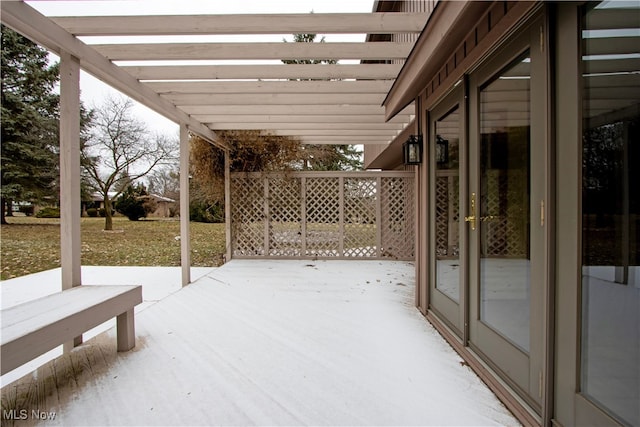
[28,0,378,136]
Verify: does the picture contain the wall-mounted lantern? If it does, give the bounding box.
[436,135,449,165]
[403,134,423,165]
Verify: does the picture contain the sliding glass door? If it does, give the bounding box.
[467,17,547,408]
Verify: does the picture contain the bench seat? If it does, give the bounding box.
[1,285,142,376]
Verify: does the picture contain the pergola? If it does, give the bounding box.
[0,1,426,287]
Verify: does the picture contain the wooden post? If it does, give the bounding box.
[59,51,81,291]
[301,177,307,256]
[264,178,270,255]
[225,150,232,262]
[59,51,82,351]
[339,176,345,256]
[116,309,136,351]
[180,124,191,287]
[376,176,382,257]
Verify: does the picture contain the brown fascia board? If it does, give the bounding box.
[383,1,492,121]
[366,119,415,170]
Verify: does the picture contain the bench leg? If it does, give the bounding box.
[116,309,135,351]
[63,335,83,353]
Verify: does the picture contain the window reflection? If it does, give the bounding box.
[479,53,531,353]
[435,107,460,302]
[581,2,640,426]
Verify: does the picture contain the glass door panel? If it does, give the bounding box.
[479,54,531,353]
[580,2,640,425]
[429,86,465,335]
[468,18,546,404]
[436,107,461,302]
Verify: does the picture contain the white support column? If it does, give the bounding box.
[224,150,232,263]
[59,51,82,351]
[59,51,81,291]
[180,124,191,286]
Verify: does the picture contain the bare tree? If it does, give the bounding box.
[82,96,177,230]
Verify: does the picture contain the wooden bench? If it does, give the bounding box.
[1,285,142,376]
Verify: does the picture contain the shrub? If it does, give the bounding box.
[36,207,60,218]
[18,205,35,216]
[190,201,224,223]
[86,208,98,217]
[115,184,156,221]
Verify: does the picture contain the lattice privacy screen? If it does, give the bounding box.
[481,169,528,257]
[435,172,460,259]
[230,172,415,260]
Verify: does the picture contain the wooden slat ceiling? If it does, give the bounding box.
[1,1,426,148]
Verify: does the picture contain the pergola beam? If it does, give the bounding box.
[198,115,410,124]
[181,104,415,116]
[206,123,405,131]
[52,13,428,36]
[167,93,386,106]
[145,80,393,95]
[93,42,413,61]
[266,129,401,137]
[298,140,393,145]
[123,64,403,81]
[296,135,393,143]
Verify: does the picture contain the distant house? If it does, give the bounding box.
[88,192,118,211]
[147,194,176,218]
[89,192,175,218]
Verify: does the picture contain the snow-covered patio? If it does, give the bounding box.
[1,261,519,426]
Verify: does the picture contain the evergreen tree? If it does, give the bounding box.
[282,32,337,67]
[115,183,156,221]
[282,30,363,171]
[1,25,60,224]
[303,144,363,171]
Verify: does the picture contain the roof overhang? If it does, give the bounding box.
[383,1,491,120]
[383,1,539,120]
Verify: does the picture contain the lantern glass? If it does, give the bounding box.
[436,136,449,164]
[403,135,422,165]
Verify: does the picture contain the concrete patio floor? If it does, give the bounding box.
[1,260,519,426]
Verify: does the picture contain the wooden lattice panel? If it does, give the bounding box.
[268,177,302,257]
[435,173,459,258]
[306,177,341,257]
[343,178,377,257]
[230,176,265,256]
[381,176,415,259]
[230,172,415,260]
[482,170,527,257]
[435,176,449,257]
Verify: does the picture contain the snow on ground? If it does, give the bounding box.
[1,260,520,426]
[0,266,214,386]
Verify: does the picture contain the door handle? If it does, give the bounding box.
[464,192,476,231]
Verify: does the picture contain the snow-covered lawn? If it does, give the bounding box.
[1,261,519,426]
